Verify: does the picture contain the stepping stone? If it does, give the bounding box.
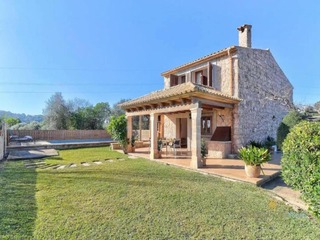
[38,165,53,169]
[34,162,46,165]
[106,160,114,163]
[81,162,90,166]
[69,164,77,168]
[128,156,138,159]
[118,158,125,161]
[57,165,66,169]
[52,165,61,169]
[93,160,102,165]
[25,165,37,168]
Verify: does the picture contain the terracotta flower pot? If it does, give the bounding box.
[155,151,162,159]
[245,164,261,178]
[202,158,207,166]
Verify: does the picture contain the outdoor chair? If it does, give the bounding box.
[170,139,181,157]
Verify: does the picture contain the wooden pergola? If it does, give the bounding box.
[120,82,241,168]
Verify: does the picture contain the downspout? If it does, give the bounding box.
[228,49,234,96]
[228,49,235,154]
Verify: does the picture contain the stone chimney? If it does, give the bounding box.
[237,24,252,48]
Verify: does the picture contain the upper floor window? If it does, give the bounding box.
[170,74,186,87]
[180,75,186,84]
[194,69,208,86]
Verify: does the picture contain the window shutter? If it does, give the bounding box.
[170,74,175,87]
[201,76,207,85]
[208,63,213,87]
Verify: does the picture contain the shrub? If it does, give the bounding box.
[277,110,303,150]
[281,121,320,218]
[247,140,263,148]
[238,145,271,166]
[107,115,128,153]
[201,138,208,159]
[263,136,276,150]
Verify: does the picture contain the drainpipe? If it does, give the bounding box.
[228,49,235,154]
[228,49,234,96]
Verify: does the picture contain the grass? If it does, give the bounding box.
[1,147,320,239]
[0,160,37,239]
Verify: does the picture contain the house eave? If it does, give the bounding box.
[161,46,237,77]
[119,83,241,112]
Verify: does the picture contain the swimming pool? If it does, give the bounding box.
[47,138,113,144]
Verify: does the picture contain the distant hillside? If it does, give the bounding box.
[0,110,43,123]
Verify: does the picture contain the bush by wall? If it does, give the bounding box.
[281,121,320,218]
[277,110,303,150]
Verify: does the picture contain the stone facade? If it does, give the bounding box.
[161,46,293,154]
[164,54,233,96]
[233,47,293,150]
[122,24,294,164]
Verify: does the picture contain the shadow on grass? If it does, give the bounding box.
[0,160,37,239]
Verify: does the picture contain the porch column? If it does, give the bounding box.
[187,116,191,151]
[127,115,133,152]
[150,113,159,159]
[139,116,142,141]
[190,105,203,168]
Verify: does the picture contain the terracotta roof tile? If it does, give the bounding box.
[161,46,237,76]
[119,82,241,108]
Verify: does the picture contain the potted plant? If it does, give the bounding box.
[238,145,271,177]
[127,135,136,153]
[201,138,208,166]
[106,115,128,154]
[155,138,162,158]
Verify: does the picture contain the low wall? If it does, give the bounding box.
[6,130,111,141]
[207,141,232,159]
[133,130,150,140]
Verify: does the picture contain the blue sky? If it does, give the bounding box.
[0,0,319,115]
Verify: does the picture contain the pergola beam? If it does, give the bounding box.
[126,103,195,116]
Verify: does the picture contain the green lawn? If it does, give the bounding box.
[1,147,320,239]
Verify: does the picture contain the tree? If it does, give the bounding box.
[11,121,43,130]
[43,92,71,130]
[111,99,130,118]
[69,102,111,130]
[107,115,128,153]
[68,98,91,112]
[4,117,21,127]
[315,101,320,114]
[93,102,111,129]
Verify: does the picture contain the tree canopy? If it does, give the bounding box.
[42,93,113,130]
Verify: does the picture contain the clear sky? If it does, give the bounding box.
[0,0,319,115]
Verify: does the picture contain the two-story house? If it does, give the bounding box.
[120,24,293,169]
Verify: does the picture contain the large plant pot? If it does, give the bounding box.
[127,146,135,153]
[245,164,261,178]
[155,152,162,159]
[201,158,207,166]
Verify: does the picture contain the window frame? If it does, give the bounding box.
[201,116,212,135]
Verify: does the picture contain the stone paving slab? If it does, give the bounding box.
[262,177,307,211]
[7,148,58,160]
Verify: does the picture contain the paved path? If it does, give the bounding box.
[262,177,308,211]
[7,148,58,160]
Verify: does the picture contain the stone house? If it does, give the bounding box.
[120,24,293,168]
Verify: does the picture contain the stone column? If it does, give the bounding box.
[190,106,202,168]
[150,113,159,159]
[127,115,133,152]
[139,116,142,141]
[187,116,191,151]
